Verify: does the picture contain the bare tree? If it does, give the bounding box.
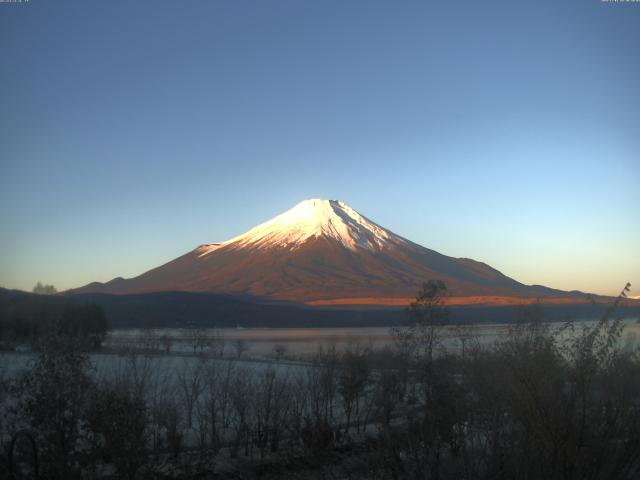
[392,280,449,363]
[32,282,57,295]
[338,344,371,435]
[188,327,210,356]
[229,369,252,458]
[210,327,225,357]
[273,344,287,360]
[177,358,205,429]
[161,334,173,354]
[251,367,290,457]
[199,360,235,453]
[139,328,160,354]
[234,338,247,359]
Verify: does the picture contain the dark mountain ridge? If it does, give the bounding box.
[3,287,637,329]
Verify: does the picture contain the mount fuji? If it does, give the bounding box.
[74,199,583,305]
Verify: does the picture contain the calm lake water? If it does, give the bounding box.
[105,318,640,358]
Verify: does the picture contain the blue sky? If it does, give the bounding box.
[1,0,638,296]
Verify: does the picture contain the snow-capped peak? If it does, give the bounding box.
[209,199,404,252]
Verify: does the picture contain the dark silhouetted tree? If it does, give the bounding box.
[32,282,57,295]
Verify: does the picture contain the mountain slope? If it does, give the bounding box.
[74,199,582,304]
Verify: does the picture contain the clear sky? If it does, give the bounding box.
[1,0,638,297]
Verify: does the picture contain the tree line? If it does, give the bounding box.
[0,289,109,350]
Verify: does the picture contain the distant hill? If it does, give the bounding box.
[3,287,638,329]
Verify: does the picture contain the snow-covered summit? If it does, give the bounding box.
[206,199,405,253]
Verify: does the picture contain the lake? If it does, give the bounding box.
[105,317,640,358]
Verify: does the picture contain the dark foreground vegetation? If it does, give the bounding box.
[0,289,108,350]
[1,282,639,479]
